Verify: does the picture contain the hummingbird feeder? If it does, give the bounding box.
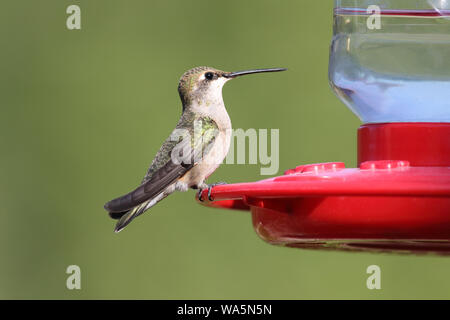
[198,0,450,255]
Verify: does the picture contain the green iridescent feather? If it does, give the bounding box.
[142,111,219,184]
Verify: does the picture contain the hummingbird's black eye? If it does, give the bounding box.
[205,72,214,80]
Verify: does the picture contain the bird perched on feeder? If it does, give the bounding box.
[104,66,286,232]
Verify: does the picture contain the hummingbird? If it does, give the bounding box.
[104,66,286,232]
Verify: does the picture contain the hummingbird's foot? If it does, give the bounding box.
[197,182,227,202]
[206,182,227,201]
[197,188,205,202]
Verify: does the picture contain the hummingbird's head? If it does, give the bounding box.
[178,66,226,107]
[178,66,286,109]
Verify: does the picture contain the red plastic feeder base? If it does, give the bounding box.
[198,123,450,255]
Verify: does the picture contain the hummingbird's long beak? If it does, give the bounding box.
[223,68,287,78]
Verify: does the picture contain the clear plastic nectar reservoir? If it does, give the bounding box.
[329,1,450,123]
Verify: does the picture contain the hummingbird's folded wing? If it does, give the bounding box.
[104,114,219,214]
[104,136,196,213]
[103,157,193,214]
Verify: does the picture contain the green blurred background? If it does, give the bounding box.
[0,0,449,299]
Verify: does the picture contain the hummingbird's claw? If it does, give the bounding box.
[197,182,227,202]
[198,188,205,202]
[207,187,213,201]
[207,182,227,201]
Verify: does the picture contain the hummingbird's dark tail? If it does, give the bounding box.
[112,192,169,233]
[109,211,128,220]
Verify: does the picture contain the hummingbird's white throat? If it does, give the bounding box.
[191,76,231,123]
[199,75,230,103]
